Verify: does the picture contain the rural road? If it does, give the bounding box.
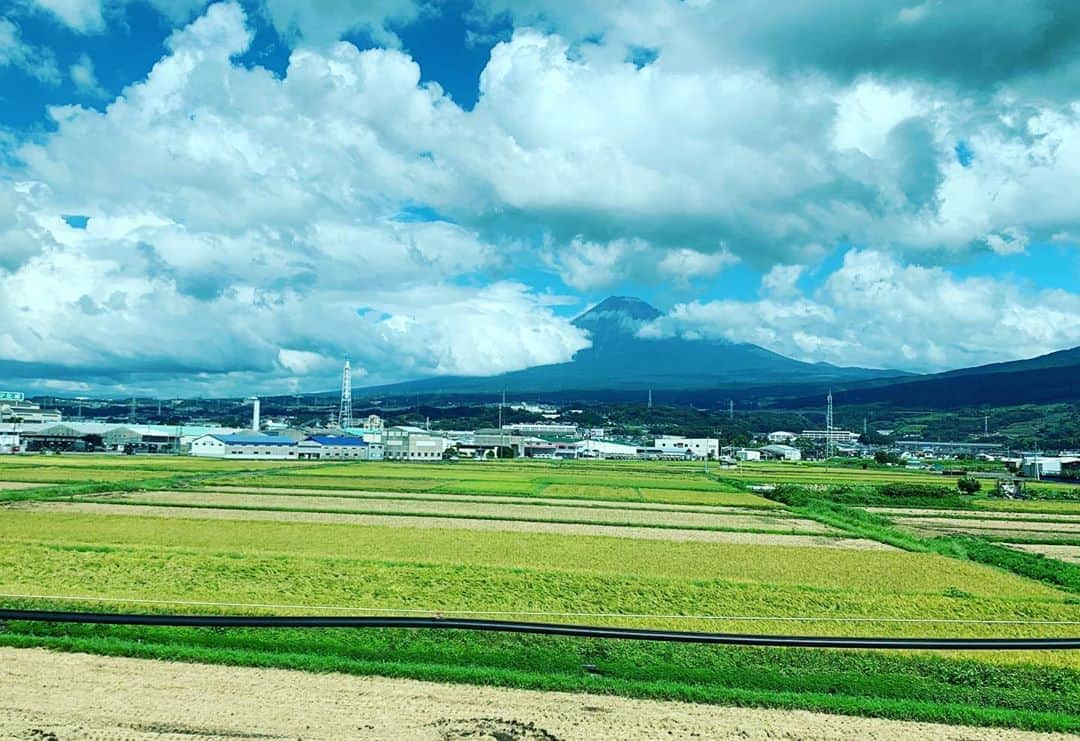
[0,647,1068,740]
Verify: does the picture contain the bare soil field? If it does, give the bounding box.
[88,490,825,532]
[1004,543,1080,564]
[16,501,892,549]
[0,481,43,490]
[0,648,1063,741]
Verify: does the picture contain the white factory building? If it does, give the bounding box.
[383,426,451,461]
[1020,455,1080,479]
[190,433,382,460]
[653,435,720,459]
[766,431,799,444]
[190,433,300,459]
[759,444,802,461]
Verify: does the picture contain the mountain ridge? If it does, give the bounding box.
[355,295,908,397]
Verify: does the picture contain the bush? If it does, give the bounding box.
[957,477,982,495]
[880,483,955,499]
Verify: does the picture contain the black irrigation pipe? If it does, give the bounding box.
[2,609,1078,650]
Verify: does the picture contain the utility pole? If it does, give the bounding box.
[825,390,834,460]
[497,391,505,459]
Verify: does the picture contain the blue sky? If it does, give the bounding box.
[1,0,1079,395]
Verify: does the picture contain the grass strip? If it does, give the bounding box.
[0,623,1076,733]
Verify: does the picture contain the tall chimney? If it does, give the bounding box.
[251,398,260,431]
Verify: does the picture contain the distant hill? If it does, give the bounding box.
[775,346,1080,409]
[356,296,907,398]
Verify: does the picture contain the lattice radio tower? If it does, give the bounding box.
[338,356,353,429]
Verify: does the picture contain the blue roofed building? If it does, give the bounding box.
[305,435,383,461]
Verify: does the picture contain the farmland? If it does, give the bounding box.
[1,455,1079,732]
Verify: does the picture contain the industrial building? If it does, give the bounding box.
[0,423,20,453]
[800,429,860,444]
[653,435,720,459]
[190,433,299,459]
[501,422,580,436]
[305,435,383,460]
[190,432,382,460]
[767,431,798,444]
[760,444,802,461]
[0,392,62,425]
[1020,455,1080,479]
[383,426,451,460]
[17,423,243,453]
[895,441,1004,456]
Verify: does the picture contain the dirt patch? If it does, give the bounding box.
[0,647,1064,741]
[1004,543,1080,564]
[90,490,824,532]
[19,501,892,549]
[0,481,43,490]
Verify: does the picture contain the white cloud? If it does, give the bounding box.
[0,17,60,83]
[0,3,588,393]
[260,0,424,48]
[548,237,737,291]
[69,53,106,97]
[31,0,104,32]
[29,0,210,32]
[3,1,1080,393]
[643,250,1080,372]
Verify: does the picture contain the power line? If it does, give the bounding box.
[1,609,1075,650]
[0,594,1076,626]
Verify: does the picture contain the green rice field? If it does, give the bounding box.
[1,454,1078,731]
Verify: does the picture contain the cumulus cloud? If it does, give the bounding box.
[0,3,588,393]
[2,1,1080,393]
[642,250,1080,372]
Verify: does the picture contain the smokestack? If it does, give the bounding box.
[251,398,260,431]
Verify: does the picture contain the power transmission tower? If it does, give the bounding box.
[338,356,353,429]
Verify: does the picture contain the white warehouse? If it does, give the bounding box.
[653,436,719,459]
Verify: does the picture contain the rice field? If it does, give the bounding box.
[2,454,1079,731]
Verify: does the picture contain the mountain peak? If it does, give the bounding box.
[573,296,661,327]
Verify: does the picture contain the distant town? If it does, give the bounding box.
[2,369,1077,483]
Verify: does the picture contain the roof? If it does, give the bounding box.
[307,435,367,447]
[208,434,296,446]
